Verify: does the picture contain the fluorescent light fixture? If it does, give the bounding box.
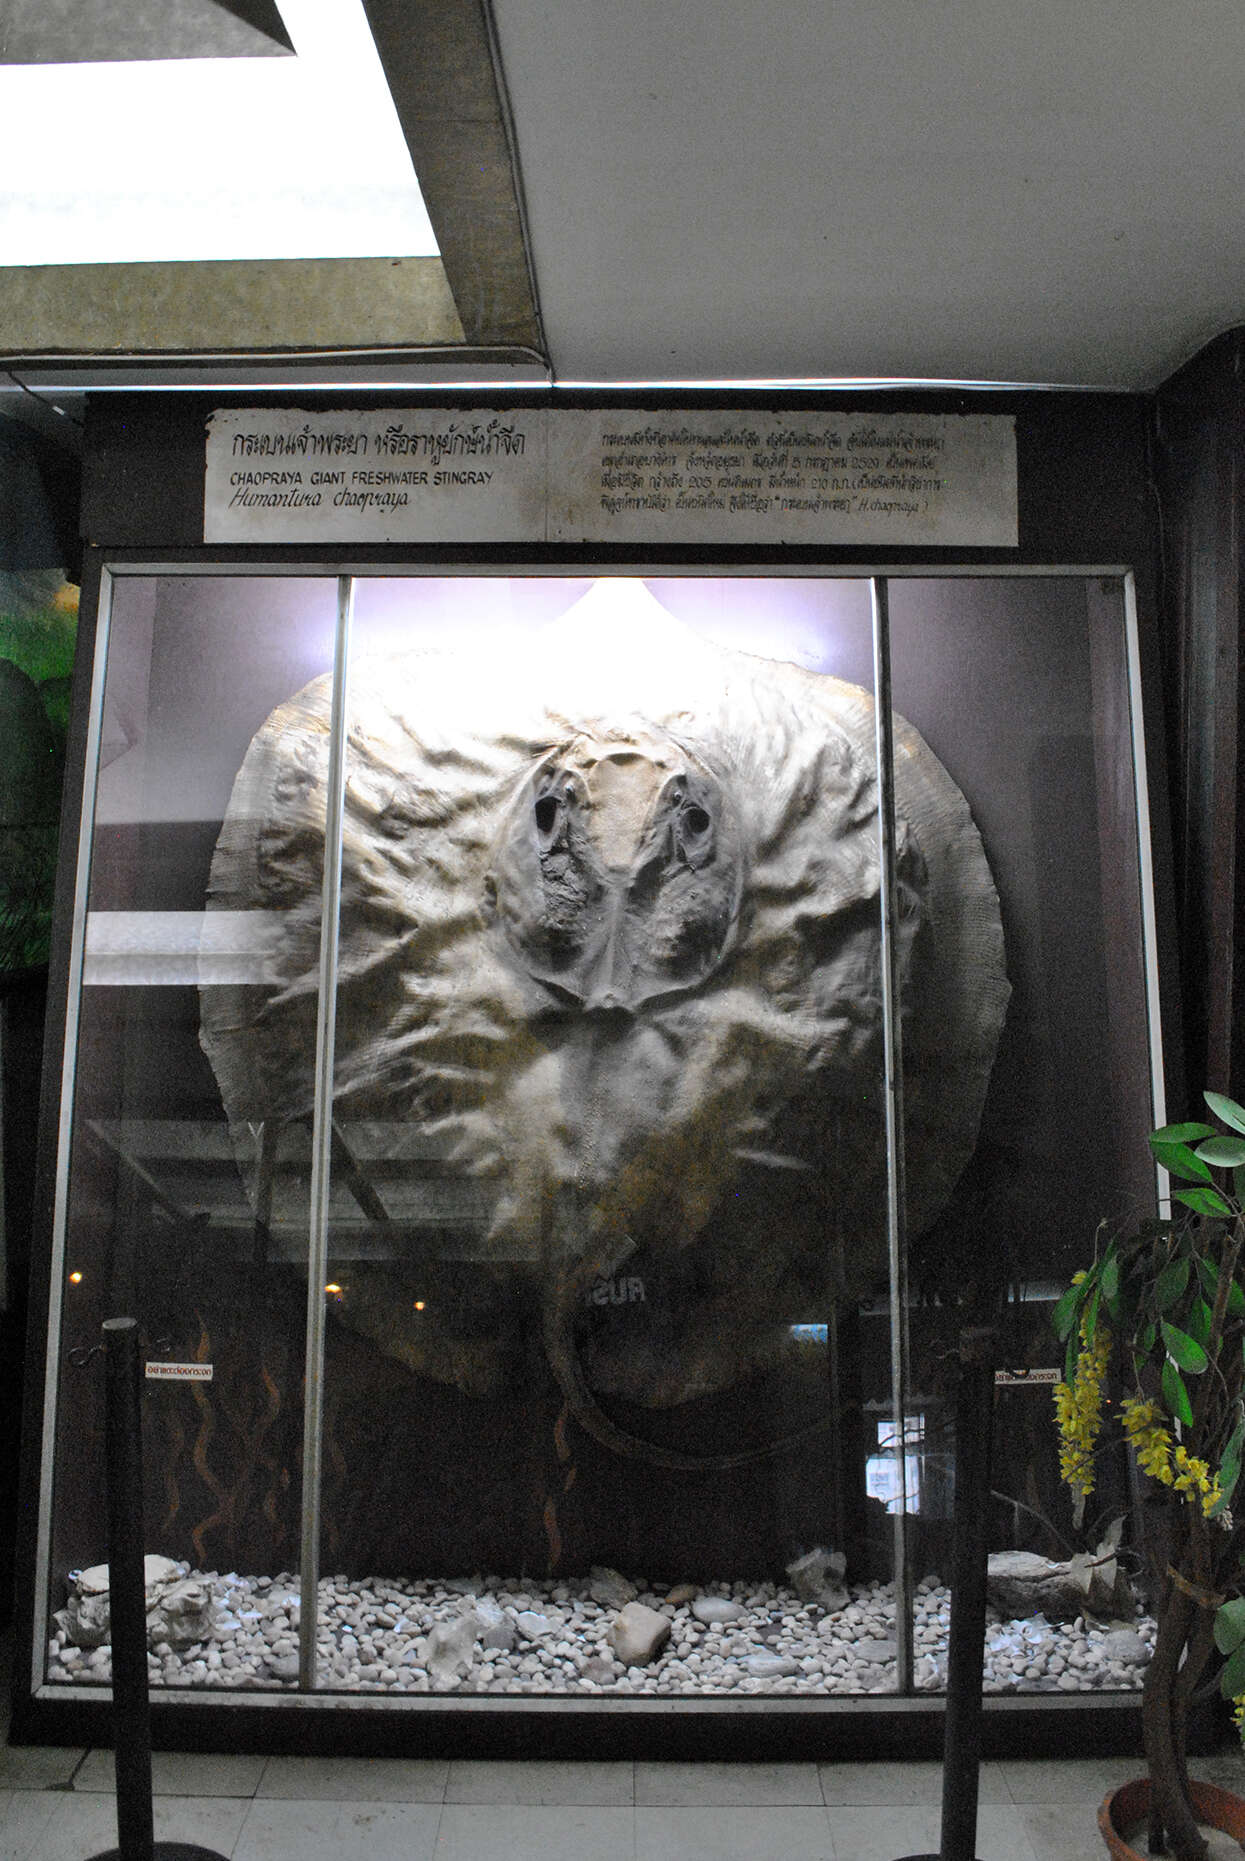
[0,0,437,264]
[551,376,1124,394]
[7,363,552,393]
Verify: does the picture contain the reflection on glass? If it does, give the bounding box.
[41,571,1156,1711]
[46,576,338,1691]
[890,577,1156,1700]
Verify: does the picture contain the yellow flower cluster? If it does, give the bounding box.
[1053,1313,1112,1508]
[1234,1695,1245,1736]
[1119,1395,1222,1517]
[1120,1396,1173,1478]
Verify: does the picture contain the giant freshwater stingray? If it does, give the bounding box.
[201,583,1009,1469]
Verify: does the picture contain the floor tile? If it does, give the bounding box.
[236,1798,441,1861]
[820,1761,937,1807]
[1192,1748,1245,1792]
[26,1792,249,1861]
[974,1801,1041,1861]
[1020,1800,1111,1861]
[635,1759,822,1806]
[75,1747,267,1796]
[0,1788,60,1861]
[823,1805,937,1859]
[257,1755,447,1801]
[0,1749,84,1793]
[637,1805,835,1861]
[819,1759,1012,1806]
[445,1759,633,1805]
[998,1755,1131,1803]
[435,1803,634,1861]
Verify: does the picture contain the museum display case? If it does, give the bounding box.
[18,558,1165,1743]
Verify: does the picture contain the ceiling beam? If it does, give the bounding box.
[0,257,463,353]
[361,0,545,354]
[0,0,293,62]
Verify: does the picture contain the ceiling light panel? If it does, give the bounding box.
[0,0,438,263]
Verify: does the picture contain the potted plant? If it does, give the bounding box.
[1052,1090,1245,1861]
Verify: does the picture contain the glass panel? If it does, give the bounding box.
[40,567,1154,1715]
[301,572,894,1697]
[45,573,339,1694]
[888,576,1154,1700]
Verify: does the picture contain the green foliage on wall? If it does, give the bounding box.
[0,570,78,972]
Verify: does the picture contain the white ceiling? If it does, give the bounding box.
[1,0,1243,392]
[491,0,1245,389]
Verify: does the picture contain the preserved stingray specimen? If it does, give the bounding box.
[202,583,1009,1466]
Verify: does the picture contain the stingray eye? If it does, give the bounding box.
[685,805,711,837]
[534,793,560,837]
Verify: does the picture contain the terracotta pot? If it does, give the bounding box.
[1099,1777,1245,1857]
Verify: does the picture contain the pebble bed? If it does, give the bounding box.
[46,1567,1155,1698]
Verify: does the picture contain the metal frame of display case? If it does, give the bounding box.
[12,547,1176,1757]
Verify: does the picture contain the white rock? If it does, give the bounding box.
[745,1653,799,1679]
[427,1609,482,1688]
[608,1602,671,1666]
[588,1567,637,1609]
[515,1611,553,1640]
[1102,1628,1148,1666]
[692,1596,745,1625]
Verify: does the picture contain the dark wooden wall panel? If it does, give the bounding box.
[1154,329,1245,1104]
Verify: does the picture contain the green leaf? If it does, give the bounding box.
[1151,1140,1215,1184]
[1196,1135,1245,1168]
[1154,1121,1218,1144]
[1162,1358,1194,1426]
[1188,1297,1214,1350]
[1194,1254,1241,1312]
[1211,1459,1242,1519]
[1101,1253,1121,1316]
[1206,1091,1245,1137]
[1052,1283,1084,1343]
[1215,1598,1245,1655]
[1138,1318,1156,1355]
[1156,1256,1191,1311]
[1221,1641,1245,1700]
[1173,1186,1234,1217]
[1085,1284,1101,1346]
[1162,1321,1209,1371]
[1211,1410,1245,1518]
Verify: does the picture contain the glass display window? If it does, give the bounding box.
[23,564,1163,1734]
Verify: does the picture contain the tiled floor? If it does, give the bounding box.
[7,1742,1245,1860]
[6,1662,1245,1861]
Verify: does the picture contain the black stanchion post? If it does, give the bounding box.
[87,1317,228,1861]
[896,1325,997,1861]
[100,1318,155,1861]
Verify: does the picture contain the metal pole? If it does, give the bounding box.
[87,1319,227,1861]
[939,1330,997,1858]
[100,1318,154,1861]
[298,573,354,1690]
[894,1327,996,1861]
[871,576,914,1695]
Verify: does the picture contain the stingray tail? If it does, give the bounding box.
[539,1224,832,1473]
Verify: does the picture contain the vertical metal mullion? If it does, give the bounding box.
[33,565,116,1696]
[298,575,354,1690]
[1120,572,1169,1169]
[871,575,914,1695]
